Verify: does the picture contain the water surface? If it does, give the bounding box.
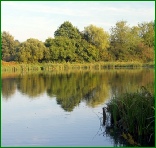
[2,69,154,146]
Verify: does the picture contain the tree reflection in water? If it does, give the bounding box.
[2,69,154,112]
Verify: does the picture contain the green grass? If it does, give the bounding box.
[107,86,154,146]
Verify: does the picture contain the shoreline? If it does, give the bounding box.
[1,61,154,72]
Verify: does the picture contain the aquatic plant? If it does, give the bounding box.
[106,86,154,146]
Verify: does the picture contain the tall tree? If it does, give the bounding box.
[84,25,109,50]
[1,31,16,61]
[138,21,155,48]
[75,39,99,62]
[45,37,77,62]
[54,21,81,40]
[110,20,154,62]
[125,26,143,60]
[17,38,48,63]
[110,21,133,61]
[83,25,110,61]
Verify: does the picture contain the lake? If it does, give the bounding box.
[1,69,154,146]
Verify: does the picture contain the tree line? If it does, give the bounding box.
[1,20,154,63]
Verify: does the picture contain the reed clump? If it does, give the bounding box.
[107,86,154,146]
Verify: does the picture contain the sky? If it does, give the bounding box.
[1,1,155,42]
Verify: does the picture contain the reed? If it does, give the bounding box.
[1,61,154,73]
[142,61,155,68]
[107,86,154,146]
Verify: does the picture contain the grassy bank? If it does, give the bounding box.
[1,61,154,72]
[106,86,154,146]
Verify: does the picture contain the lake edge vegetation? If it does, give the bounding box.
[1,61,154,73]
[105,86,155,146]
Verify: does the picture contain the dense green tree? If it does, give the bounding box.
[110,21,154,62]
[45,36,99,63]
[16,38,48,63]
[128,26,142,48]
[138,21,155,48]
[110,21,131,61]
[1,31,16,61]
[54,21,81,40]
[83,25,110,50]
[13,40,21,61]
[45,37,77,62]
[124,26,143,60]
[44,37,53,48]
[75,39,99,62]
[83,25,110,61]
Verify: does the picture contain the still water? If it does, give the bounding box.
[2,69,154,146]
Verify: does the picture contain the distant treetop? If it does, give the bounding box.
[54,21,81,40]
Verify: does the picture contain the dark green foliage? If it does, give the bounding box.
[75,39,99,62]
[45,37,77,62]
[138,21,155,48]
[1,31,16,61]
[45,37,99,63]
[110,21,131,61]
[54,21,81,40]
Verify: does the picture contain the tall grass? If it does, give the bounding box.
[107,86,154,146]
[1,61,154,73]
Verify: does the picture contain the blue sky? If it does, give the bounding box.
[1,1,155,42]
